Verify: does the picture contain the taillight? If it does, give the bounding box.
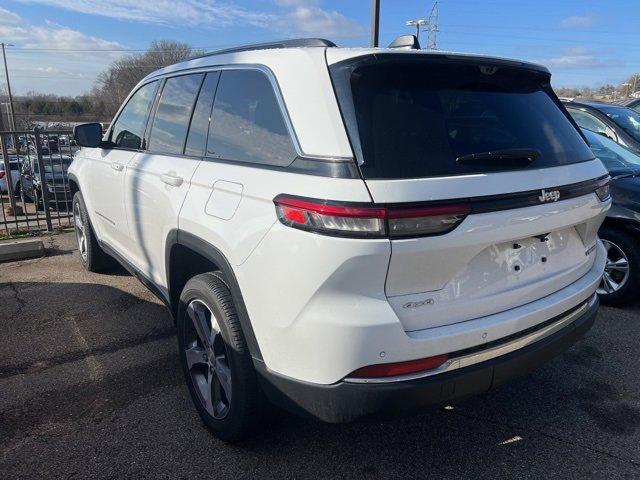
[0,171,5,179]
[348,354,449,379]
[273,195,470,238]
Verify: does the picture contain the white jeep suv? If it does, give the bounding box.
[69,38,610,440]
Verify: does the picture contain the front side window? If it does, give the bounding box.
[148,74,204,155]
[110,81,159,150]
[207,69,296,167]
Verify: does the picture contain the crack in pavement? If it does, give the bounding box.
[445,407,640,469]
[5,282,26,317]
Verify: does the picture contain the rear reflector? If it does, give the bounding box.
[274,195,469,238]
[348,354,450,378]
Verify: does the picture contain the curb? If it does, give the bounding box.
[0,239,46,262]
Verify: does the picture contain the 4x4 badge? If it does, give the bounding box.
[538,189,560,203]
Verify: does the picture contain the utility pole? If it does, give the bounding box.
[425,1,439,50]
[1,43,16,131]
[371,0,380,47]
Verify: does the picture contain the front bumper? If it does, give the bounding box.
[254,293,599,423]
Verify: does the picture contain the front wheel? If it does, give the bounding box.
[597,227,640,306]
[177,272,263,441]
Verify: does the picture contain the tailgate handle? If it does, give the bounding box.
[111,162,124,172]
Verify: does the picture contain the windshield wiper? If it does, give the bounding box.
[456,148,541,166]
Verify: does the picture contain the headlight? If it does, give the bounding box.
[595,177,611,202]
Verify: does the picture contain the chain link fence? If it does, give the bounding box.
[0,129,77,237]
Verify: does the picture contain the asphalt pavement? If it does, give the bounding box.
[1,232,639,479]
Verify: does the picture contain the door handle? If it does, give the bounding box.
[111,162,124,172]
[160,173,183,187]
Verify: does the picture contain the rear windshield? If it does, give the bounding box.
[331,59,594,179]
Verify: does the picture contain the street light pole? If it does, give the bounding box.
[1,43,16,131]
[371,0,380,47]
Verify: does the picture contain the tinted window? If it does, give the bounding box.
[149,74,204,155]
[110,81,158,149]
[568,108,608,134]
[597,105,640,142]
[185,72,220,157]
[207,70,296,167]
[333,60,595,179]
[582,128,640,175]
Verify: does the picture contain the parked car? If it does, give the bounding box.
[581,128,640,305]
[21,155,73,210]
[69,38,610,440]
[0,157,21,195]
[563,100,640,154]
[617,97,640,113]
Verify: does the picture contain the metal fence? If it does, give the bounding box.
[0,129,78,236]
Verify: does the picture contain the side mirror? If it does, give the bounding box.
[73,123,104,148]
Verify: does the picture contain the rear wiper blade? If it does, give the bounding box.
[456,148,541,166]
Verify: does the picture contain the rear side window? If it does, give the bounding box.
[185,72,220,157]
[207,69,296,167]
[568,108,608,134]
[332,60,595,179]
[110,81,158,150]
[148,74,204,155]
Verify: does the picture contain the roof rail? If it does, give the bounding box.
[190,38,336,60]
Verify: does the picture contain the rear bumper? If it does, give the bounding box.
[255,293,598,423]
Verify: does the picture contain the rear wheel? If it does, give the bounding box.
[597,227,640,306]
[177,272,263,441]
[72,192,114,272]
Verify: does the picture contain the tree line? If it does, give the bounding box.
[5,40,200,129]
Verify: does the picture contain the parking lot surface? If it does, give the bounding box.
[1,232,639,479]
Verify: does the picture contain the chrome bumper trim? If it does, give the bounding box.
[344,294,597,384]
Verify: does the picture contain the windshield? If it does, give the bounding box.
[331,58,594,179]
[597,105,640,142]
[582,128,640,175]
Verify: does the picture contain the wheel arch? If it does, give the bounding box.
[166,230,263,360]
[68,172,80,196]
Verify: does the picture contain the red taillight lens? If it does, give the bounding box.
[0,170,5,179]
[349,354,450,379]
[274,195,469,238]
[274,196,387,238]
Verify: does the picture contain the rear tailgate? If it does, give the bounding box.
[329,51,610,331]
[367,163,608,331]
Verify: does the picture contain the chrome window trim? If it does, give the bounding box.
[344,294,597,384]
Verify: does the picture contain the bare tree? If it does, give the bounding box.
[93,40,203,116]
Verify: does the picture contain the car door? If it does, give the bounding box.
[124,72,217,290]
[85,80,159,257]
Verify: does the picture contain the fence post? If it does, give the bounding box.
[0,133,17,211]
[33,128,53,232]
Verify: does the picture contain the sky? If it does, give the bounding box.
[0,0,638,96]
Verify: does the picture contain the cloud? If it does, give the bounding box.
[279,4,365,39]
[541,46,622,70]
[560,14,597,28]
[0,7,21,24]
[17,0,276,28]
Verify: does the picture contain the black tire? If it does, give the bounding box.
[177,272,263,441]
[598,226,640,306]
[72,191,114,272]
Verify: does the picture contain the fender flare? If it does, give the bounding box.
[166,230,263,360]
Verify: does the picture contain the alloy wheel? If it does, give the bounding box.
[73,201,87,261]
[184,299,233,420]
[597,239,630,295]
